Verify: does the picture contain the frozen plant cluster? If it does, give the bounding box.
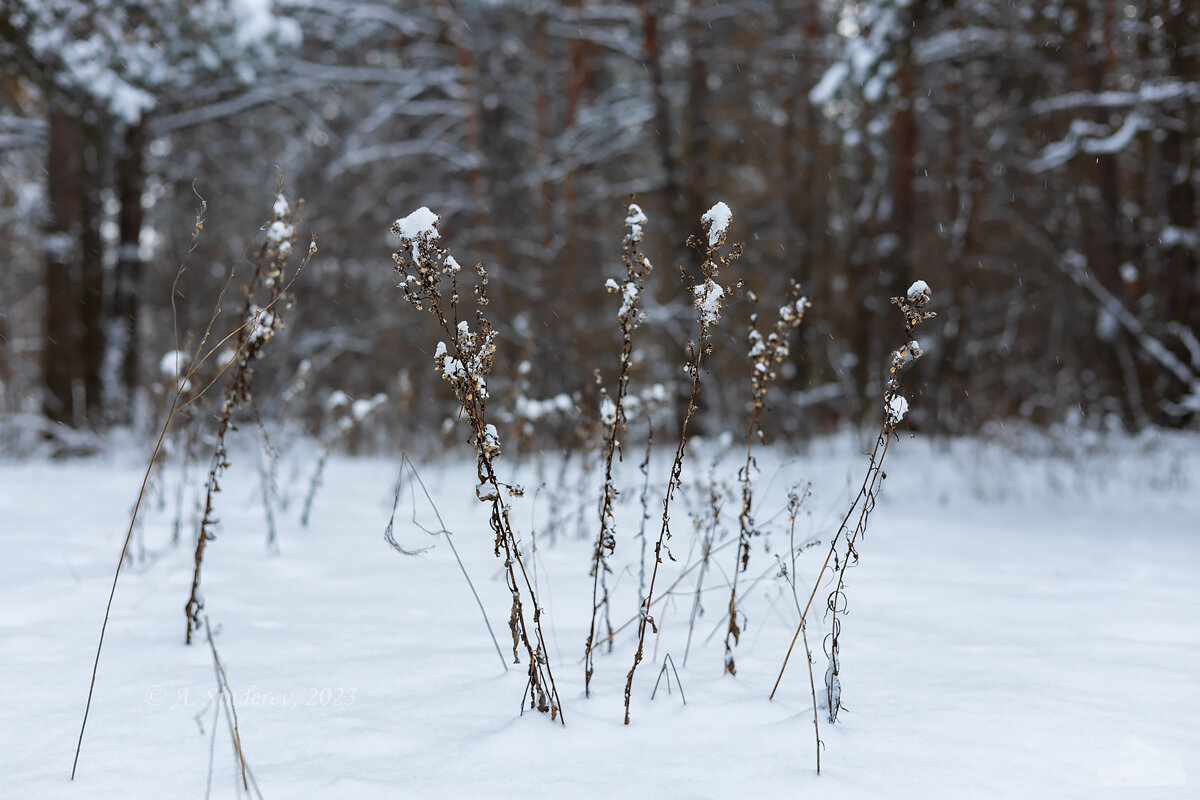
[391,208,496,408]
[687,201,742,332]
[624,203,648,243]
[388,207,563,720]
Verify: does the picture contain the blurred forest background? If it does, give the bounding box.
[1,0,1198,452]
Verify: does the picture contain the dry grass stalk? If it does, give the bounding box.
[723,281,810,675]
[635,420,654,607]
[682,457,723,668]
[584,202,653,696]
[623,201,740,725]
[769,281,935,720]
[203,618,260,797]
[386,453,509,672]
[74,188,314,779]
[776,486,821,771]
[185,193,308,644]
[389,208,563,721]
[650,653,686,705]
[70,196,210,781]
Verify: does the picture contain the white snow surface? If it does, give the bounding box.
[2,431,1199,798]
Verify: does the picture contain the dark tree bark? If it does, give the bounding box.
[638,0,684,268]
[681,0,710,239]
[42,109,78,424]
[110,117,146,415]
[1161,2,1199,333]
[77,120,106,422]
[561,3,595,275]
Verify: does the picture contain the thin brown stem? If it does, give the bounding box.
[769,430,889,700]
[624,329,707,724]
[204,618,248,792]
[585,203,650,696]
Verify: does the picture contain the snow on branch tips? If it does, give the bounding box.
[685,202,742,332]
[393,206,441,264]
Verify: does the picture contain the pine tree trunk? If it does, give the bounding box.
[78,121,106,423]
[109,118,146,418]
[42,109,78,424]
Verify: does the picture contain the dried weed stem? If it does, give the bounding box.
[185,193,310,643]
[390,208,562,721]
[723,281,809,675]
[585,203,652,695]
[623,203,740,724]
[769,281,934,716]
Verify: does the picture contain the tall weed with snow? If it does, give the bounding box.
[389,208,564,721]
[723,281,810,676]
[584,202,652,696]
[770,280,935,723]
[622,201,741,724]
[185,193,308,643]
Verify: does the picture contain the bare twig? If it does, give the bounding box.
[724,282,808,676]
[186,191,314,643]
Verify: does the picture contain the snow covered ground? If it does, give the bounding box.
[2,429,1198,798]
